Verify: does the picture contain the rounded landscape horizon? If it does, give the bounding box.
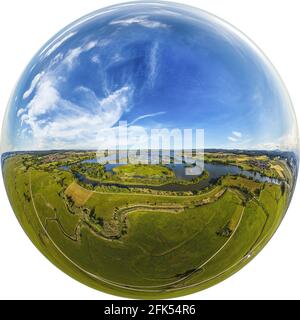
[1,1,299,298]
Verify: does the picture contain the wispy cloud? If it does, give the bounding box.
[228,130,243,142]
[228,136,238,142]
[148,42,159,88]
[232,131,242,138]
[63,40,98,69]
[251,126,299,151]
[42,32,77,57]
[227,131,252,148]
[18,36,135,150]
[23,72,44,99]
[129,111,166,126]
[17,107,26,117]
[91,55,100,64]
[21,77,133,149]
[23,39,99,102]
[110,16,168,29]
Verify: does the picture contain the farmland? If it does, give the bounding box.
[2,150,296,298]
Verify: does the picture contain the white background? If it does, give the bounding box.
[0,0,299,300]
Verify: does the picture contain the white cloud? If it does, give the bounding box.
[226,124,299,151]
[14,33,168,151]
[148,42,159,88]
[232,131,242,138]
[26,75,60,120]
[251,128,299,151]
[228,131,242,142]
[110,16,168,29]
[23,72,44,99]
[228,136,238,142]
[18,35,131,150]
[63,47,82,68]
[49,53,64,68]
[91,55,100,64]
[228,131,244,143]
[63,40,98,69]
[19,70,133,149]
[43,32,77,57]
[20,114,29,124]
[129,111,166,126]
[100,86,133,115]
[17,108,26,117]
[110,53,122,64]
[95,125,150,151]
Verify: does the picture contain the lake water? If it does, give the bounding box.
[66,159,281,192]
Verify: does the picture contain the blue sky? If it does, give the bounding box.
[2,1,298,152]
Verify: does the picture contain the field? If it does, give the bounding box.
[112,164,174,178]
[2,150,295,298]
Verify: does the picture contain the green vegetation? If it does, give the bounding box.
[71,162,105,179]
[70,161,209,187]
[204,152,292,180]
[112,163,174,178]
[2,150,293,298]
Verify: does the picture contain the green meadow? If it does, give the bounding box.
[2,151,292,298]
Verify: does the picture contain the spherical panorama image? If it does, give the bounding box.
[1,1,299,299]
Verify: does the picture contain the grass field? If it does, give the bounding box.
[65,182,93,206]
[112,164,174,178]
[2,151,294,298]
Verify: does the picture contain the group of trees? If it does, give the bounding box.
[89,207,104,227]
[71,163,105,179]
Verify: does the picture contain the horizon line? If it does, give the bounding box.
[1,147,297,154]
